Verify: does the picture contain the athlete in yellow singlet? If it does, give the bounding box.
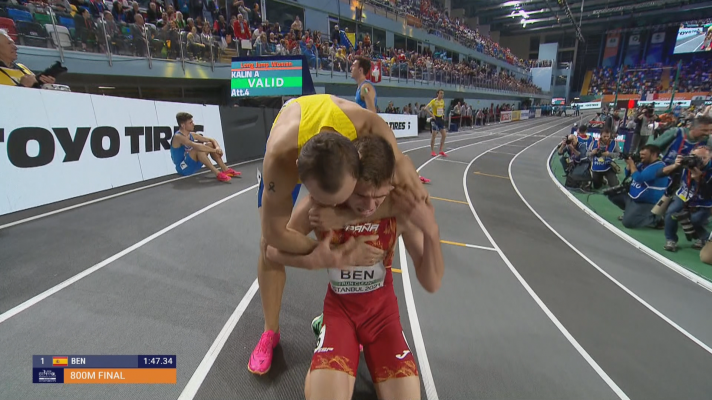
[249,94,427,375]
[425,89,448,157]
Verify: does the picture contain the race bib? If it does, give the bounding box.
[179,161,188,170]
[328,262,386,294]
[437,108,444,116]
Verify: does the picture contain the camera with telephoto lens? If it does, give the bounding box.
[672,209,698,241]
[619,152,641,163]
[680,154,704,170]
[563,135,572,145]
[603,181,631,196]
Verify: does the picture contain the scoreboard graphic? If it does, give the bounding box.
[32,355,176,384]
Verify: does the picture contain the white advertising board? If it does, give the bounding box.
[574,101,602,110]
[0,85,227,216]
[520,110,530,119]
[500,111,512,122]
[379,113,418,138]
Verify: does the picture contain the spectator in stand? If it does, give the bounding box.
[0,29,56,88]
[291,16,303,40]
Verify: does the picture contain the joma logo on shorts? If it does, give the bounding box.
[345,223,379,233]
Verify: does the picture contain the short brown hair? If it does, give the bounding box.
[298,132,360,193]
[354,136,395,187]
[354,57,371,75]
[176,112,193,126]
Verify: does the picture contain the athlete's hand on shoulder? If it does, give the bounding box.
[308,203,347,230]
[341,235,385,267]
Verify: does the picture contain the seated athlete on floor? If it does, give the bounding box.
[170,112,241,182]
[266,136,444,400]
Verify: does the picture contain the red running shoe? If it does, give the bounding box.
[224,168,241,177]
[216,172,231,182]
[248,330,281,375]
[420,176,431,184]
[439,151,447,157]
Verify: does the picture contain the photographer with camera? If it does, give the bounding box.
[650,115,712,166]
[662,146,712,252]
[558,126,588,174]
[589,128,620,190]
[605,145,670,229]
[631,106,656,152]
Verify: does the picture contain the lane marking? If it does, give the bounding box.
[0,158,262,231]
[489,151,518,156]
[462,125,631,400]
[545,146,712,294]
[430,196,469,205]
[398,238,438,400]
[472,171,511,180]
[435,158,470,165]
[176,117,575,400]
[392,268,402,274]
[0,184,259,325]
[177,279,259,400]
[440,240,496,251]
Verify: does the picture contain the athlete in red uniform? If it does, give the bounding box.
[266,136,444,400]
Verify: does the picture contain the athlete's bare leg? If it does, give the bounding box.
[305,369,356,400]
[204,142,231,172]
[258,223,287,333]
[438,128,447,153]
[190,149,221,175]
[374,376,421,400]
[430,130,437,153]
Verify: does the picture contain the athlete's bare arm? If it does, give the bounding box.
[398,201,443,293]
[265,196,383,269]
[260,121,319,255]
[361,83,377,113]
[172,134,217,153]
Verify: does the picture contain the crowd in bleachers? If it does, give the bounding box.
[0,0,544,94]
[365,0,547,71]
[588,57,712,96]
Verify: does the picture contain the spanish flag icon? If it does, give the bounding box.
[52,357,68,366]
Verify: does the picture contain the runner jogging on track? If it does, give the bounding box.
[248,94,428,375]
[351,56,430,184]
[170,112,241,182]
[425,89,448,157]
[266,135,444,400]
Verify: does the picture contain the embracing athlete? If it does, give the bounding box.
[248,94,428,375]
[266,135,444,400]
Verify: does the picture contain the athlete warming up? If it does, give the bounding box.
[249,94,428,375]
[170,112,240,182]
[425,89,448,157]
[351,56,430,184]
[266,136,444,400]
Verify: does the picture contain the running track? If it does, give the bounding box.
[2,115,712,400]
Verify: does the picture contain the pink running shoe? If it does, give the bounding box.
[420,176,431,184]
[431,151,437,157]
[439,151,447,157]
[216,172,231,182]
[224,168,241,177]
[247,330,280,375]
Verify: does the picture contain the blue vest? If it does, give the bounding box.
[628,161,670,204]
[170,131,194,166]
[662,128,702,165]
[590,140,616,172]
[355,80,377,110]
[578,134,594,150]
[676,166,712,208]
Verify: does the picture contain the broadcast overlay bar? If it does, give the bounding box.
[32,355,176,384]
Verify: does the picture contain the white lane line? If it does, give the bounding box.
[462,127,631,400]
[0,184,259,325]
[545,146,712,294]
[0,158,262,231]
[175,117,574,400]
[435,158,470,165]
[177,279,260,400]
[512,136,712,356]
[398,239,439,400]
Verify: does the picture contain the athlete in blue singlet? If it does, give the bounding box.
[170,112,241,182]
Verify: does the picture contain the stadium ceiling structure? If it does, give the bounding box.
[454,0,712,37]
